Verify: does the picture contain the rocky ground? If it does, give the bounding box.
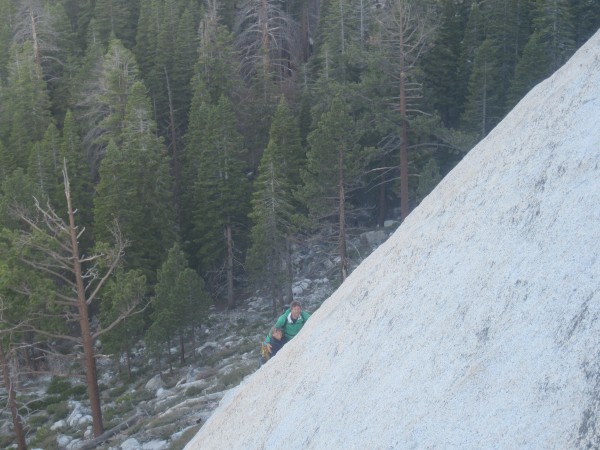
[1,226,395,450]
[1,277,334,450]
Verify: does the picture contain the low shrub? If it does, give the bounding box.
[47,377,72,395]
[46,401,69,419]
[67,384,88,399]
[23,395,62,414]
[168,424,202,449]
[29,426,56,449]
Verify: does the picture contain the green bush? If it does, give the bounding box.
[24,394,62,413]
[47,401,69,419]
[30,426,56,449]
[116,389,154,409]
[27,413,49,429]
[109,383,129,398]
[67,384,88,399]
[47,377,71,395]
[0,432,17,449]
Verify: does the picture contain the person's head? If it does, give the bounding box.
[290,300,302,320]
[271,327,284,341]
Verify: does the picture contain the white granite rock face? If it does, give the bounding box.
[185,29,600,450]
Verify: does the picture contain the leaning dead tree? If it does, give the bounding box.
[7,162,136,437]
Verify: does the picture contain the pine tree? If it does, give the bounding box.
[0,0,15,81]
[170,5,199,139]
[27,123,62,208]
[310,0,366,84]
[506,30,550,108]
[484,0,533,101]
[148,242,209,365]
[370,0,439,220]
[98,38,141,145]
[302,94,367,282]
[93,0,138,48]
[460,38,504,138]
[507,0,576,108]
[100,269,147,379]
[571,0,600,46]
[191,96,250,308]
[156,3,199,219]
[135,0,197,150]
[94,82,176,281]
[181,16,241,258]
[0,140,16,184]
[134,0,161,81]
[45,2,83,124]
[4,41,52,170]
[247,97,305,315]
[458,0,487,101]
[76,36,140,175]
[420,0,472,128]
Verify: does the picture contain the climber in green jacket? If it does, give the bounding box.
[264,300,310,353]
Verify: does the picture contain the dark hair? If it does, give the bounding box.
[290,300,301,309]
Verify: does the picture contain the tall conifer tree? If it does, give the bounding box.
[4,41,52,169]
[508,0,576,108]
[247,97,305,314]
[191,96,249,308]
[94,82,175,281]
[93,0,138,48]
[182,15,240,257]
[148,242,209,364]
[27,123,62,208]
[460,38,503,138]
[302,95,366,282]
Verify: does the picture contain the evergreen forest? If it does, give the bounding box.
[0,0,598,444]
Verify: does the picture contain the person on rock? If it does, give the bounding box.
[260,326,285,364]
[264,300,310,354]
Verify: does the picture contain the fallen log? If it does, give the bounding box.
[76,412,145,450]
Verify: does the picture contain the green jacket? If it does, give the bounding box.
[265,308,310,343]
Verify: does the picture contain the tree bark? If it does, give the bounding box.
[378,181,387,227]
[65,170,104,437]
[179,331,185,365]
[398,8,410,222]
[225,224,235,309]
[164,67,181,227]
[285,237,294,305]
[339,149,349,282]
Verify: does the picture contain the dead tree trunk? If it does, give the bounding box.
[64,168,104,437]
